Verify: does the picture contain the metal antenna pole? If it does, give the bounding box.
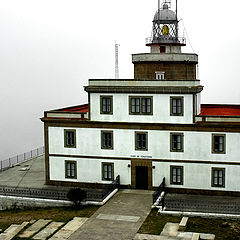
[176,0,178,20]
[115,42,120,79]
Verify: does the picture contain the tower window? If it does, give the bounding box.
[156,72,165,80]
[160,46,166,53]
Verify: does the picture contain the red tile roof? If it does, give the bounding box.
[55,104,89,113]
[200,104,240,116]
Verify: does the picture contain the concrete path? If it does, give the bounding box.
[68,189,153,240]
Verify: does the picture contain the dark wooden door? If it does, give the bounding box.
[136,166,148,190]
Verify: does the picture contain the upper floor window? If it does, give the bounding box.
[170,166,183,185]
[129,96,153,115]
[64,129,76,148]
[135,132,148,151]
[170,133,184,152]
[170,97,184,116]
[100,96,113,114]
[101,131,113,150]
[156,71,165,80]
[212,168,225,188]
[212,134,226,154]
[102,162,114,181]
[65,160,77,179]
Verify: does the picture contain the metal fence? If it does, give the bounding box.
[0,175,120,203]
[0,186,68,201]
[0,146,45,171]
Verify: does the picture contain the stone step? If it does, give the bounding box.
[160,223,179,237]
[32,222,64,240]
[133,233,163,239]
[0,222,28,240]
[49,217,88,240]
[18,219,51,238]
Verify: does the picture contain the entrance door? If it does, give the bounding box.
[136,166,148,190]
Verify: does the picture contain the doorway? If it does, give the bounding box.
[135,166,148,190]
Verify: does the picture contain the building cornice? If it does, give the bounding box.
[41,119,240,132]
[84,86,203,94]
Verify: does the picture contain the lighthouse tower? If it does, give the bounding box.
[133,0,198,81]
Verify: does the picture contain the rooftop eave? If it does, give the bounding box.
[84,86,203,94]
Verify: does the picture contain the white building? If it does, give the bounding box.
[41,1,240,195]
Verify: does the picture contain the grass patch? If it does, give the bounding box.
[187,217,240,240]
[138,209,240,240]
[138,209,181,235]
[0,206,98,231]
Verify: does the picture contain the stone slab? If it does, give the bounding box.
[160,223,179,237]
[49,217,88,240]
[0,222,28,240]
[19,219,51,238]
[199,233,215,240]
[192,233,200,240]
[96,213,140,222]
[32,222,64,240]
[133,233,163,239]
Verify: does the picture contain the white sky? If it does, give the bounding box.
[0,0,240,160]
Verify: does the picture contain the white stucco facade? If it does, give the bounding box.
[47,125,240,192]
[90,93,194,124]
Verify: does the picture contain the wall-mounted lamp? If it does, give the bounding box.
[128,164,131,168]
[152,166,156,169]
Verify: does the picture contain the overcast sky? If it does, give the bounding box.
[1,0,240,160]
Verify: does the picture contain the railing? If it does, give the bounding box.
[0,147,45,171]
[0,175,120,203]
[152,177,166,209]
[102,175,120,200]
[0,186,68,200]
[146,37,186,45]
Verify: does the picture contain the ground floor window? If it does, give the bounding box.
[102,162,114,181]
[65,160,77,179]
[212,168,225,188]
[170,166,183,185]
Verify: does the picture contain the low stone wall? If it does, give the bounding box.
[0,195,73,210]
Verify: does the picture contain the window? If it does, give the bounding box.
[65,161,77,179]
[160,46,166,53]
[135,132,148,151]
[170,133,184,152]
[129,96,153,115]
[102,163,114,181]
[212,168,225,188]
[64,129,76,148]
[156,72,165,80]
[101,131,113,149]
[170,97,184,116]
[170,166,183,185]
[212,134,226,154]
[100,96,113,114]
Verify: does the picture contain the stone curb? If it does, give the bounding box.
[160,210,240,219]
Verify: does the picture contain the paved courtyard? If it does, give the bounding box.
[69,189,153,240]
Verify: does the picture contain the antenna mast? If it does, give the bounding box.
[115,42,120,79]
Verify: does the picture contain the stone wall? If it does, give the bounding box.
[134,62,196,80]
[0,195,72,211]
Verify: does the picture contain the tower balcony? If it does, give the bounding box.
[146,36,186,46]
